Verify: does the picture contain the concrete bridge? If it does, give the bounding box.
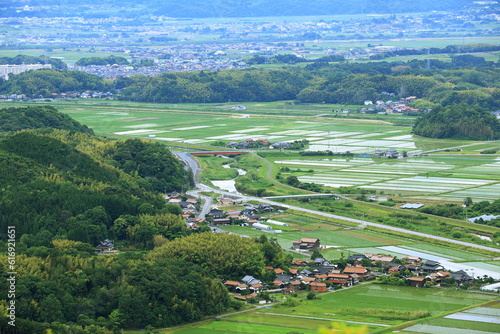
[187,151,248,156]
[263,194,341,200]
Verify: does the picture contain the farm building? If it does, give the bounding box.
[292,237,321,250]
[310,282,328,292]
[265,219,289,227]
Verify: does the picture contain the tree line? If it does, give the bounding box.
[2,54,499,112]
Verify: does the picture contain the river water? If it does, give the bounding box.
[211,165,247,193]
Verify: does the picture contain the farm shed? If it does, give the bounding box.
[265,219,289,227]
[401,203,424,209]
[252,223,273,230]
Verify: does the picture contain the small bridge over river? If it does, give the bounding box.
[263,194,341,200]
[187,151,248,156]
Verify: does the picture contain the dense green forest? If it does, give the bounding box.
[412,104,500,140]
[0,106,294,333]
[0,105,93,134]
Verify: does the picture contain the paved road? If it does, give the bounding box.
[176,152,500,254]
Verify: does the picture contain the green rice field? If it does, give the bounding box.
[222,285,497,332]
[26,100,497,203]
[402,302,500,334]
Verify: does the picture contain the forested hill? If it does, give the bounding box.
[412,104,500,140]
[0,105,93,134]
[3,0,477,17]
[0,107,294,333]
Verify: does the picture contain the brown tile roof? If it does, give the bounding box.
[301,237,319,243]
[274,268,285,274]
[301,277,316,283]
[410,277,426,281]
[234,295,247,300]
[224,281,240,286]
[344,266,367,274]
[289,269,298,274]
[310,282,327,287]
[328,274,350,279]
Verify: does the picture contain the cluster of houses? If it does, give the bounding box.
[360,96,426,114]
[348,253,475,287]
[224,256,371,300]
[164,191,205,229]
[225,247,479,301]
[207,202,276,228]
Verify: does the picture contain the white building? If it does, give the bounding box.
[0,64,52,80]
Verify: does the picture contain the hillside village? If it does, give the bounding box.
[160,191,494,303]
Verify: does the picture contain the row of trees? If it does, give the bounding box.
[116,57,500,109]
[75,55,130,66]
[1,54,499,111]
[0,68,113,97]
[0,54,67,69]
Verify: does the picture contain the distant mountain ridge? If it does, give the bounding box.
[5,0,476,17]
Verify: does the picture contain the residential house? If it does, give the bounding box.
[403,256,422,265]
[250,283,264,293]
[241,275,262,286]
[292,237,321,250]
[207,209,224,219]
[343,266,370,278]
[347,254,368,265]
[450,270,474,284]
[95,239,117,254]
[313,258,332,266]
[212,218,230,225]
[409,276,429,287]
[421,260,443,272]
[292,259,311,267]
[274,268,285,275]
[186,198,198,205]
[327,274,354,286]
[310,282,328,292]
[218,198,235,206]
[367,254,395,265]
[224,280,240,291]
